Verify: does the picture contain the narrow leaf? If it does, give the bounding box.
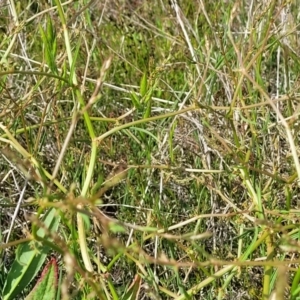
[140,73,147,97]
[39,23,57,74]
[69,37,82,85]
[2,208,60,300]
[130,92,141,109]
[143,90,153,119]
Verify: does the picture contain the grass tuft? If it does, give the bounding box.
[1,0,300,299]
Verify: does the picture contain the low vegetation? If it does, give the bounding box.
[1,0,300,299]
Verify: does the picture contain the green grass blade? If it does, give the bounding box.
[69,37,82,85]
[39,16,57,74]
[140,73,148,97]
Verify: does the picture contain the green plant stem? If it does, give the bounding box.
[54,0,97,272]
[0,70,71,84]
[174,226,266,299]
[95,105,196,142]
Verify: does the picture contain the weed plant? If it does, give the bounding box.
[0,0,300,299]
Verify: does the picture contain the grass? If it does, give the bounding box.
[1,0,300,299]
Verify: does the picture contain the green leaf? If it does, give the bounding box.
[130,92,141,110]
[291,267,300,298]
[169,121,177,163]
[2,208,60,300]
[140,73,147,97]
[127,127,159,142]
[143,89,153,119]
[109,222,126,234]
[79,212,91,232]
[46,16,55,47]
[39,17,57,74]
[69,37,82,85]
[25,258,58,300]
